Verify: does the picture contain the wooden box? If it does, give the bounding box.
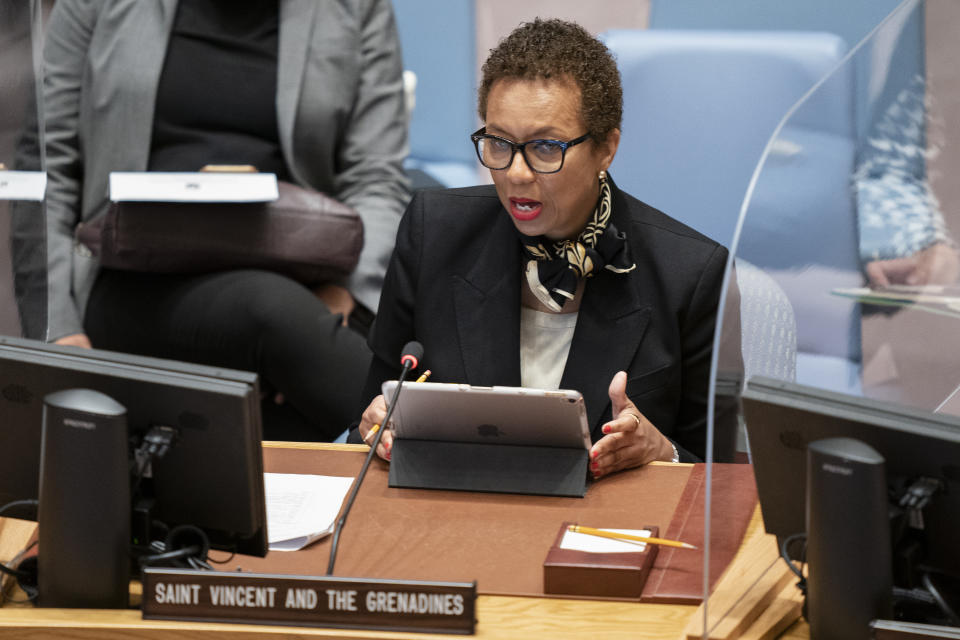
[543,521,659,599]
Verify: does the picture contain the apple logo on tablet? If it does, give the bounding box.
[477,424,503,438]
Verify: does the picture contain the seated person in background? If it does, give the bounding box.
[352,19,737,474]
[857,72,959,288]
[41,0,410,440]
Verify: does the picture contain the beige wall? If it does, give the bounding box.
[475,0,650,75]
[926,0,960,241]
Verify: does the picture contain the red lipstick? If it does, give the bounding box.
[509,197,542,221]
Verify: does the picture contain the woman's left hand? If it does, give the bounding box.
[589,371,676,478]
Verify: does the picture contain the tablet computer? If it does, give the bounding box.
[381,381,591,450]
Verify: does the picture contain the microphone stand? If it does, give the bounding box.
[325,358,416,575]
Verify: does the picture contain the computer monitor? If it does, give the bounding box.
[0,336,267,557]
[742,376,960,586]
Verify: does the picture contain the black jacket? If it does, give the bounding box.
[354,182,737,462]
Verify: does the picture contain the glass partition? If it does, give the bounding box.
[0,0,47,340]
[703,0,960,635]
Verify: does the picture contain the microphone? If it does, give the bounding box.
[326,341,423,575]
[400,341,423,370]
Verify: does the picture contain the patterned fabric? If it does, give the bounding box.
[519,175,635,311]
[855,73,951,261]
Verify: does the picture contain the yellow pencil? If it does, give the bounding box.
[568,524,697,550]
[366,370,431,441]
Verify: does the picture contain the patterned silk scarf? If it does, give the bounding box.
[519,175,636,312]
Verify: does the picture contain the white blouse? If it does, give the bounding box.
[519,307,579,390]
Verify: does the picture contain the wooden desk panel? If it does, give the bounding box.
[0,443,783,639]
[0,597,697,640]
[234,446,696,601]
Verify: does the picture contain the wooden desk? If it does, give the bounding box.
[0,596,700,639]
[0,443,807,639]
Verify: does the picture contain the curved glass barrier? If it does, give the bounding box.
[0,0,47,340]
[704,0,960,636]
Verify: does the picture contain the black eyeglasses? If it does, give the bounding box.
[470,127,591,174]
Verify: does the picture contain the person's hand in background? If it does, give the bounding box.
[865,242,960,287]
[54,333,92,349]
[314,284,356,326]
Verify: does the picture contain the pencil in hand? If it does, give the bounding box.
[366,370,432,441]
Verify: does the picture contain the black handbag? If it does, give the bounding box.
[77,181,364,285]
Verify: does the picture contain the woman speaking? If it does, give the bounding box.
[355,19,734,476]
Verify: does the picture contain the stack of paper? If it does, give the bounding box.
[264,473,354,552]
[560,528,653,553]
[833,285,960,320]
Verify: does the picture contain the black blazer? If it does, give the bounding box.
[356,182,733,462]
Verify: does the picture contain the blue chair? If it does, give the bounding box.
[392,0,483,187]
[734,259,798,456]
[602,29,848,245]
[602,29,862,394]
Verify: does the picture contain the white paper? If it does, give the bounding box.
[265,473,354,552]
[109,171,279,203]
[0,171,47,201]
[833,286,960,314]
[834,285,960,305]
[559,528,651,553]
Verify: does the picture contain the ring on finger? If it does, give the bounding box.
[626,412,641,429]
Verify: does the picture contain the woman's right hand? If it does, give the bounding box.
[359,394,392,461]
[54,333,92,349]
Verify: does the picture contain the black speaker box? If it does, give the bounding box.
[806,437,893,639]
[38,389,130,608]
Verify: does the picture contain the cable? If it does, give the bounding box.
[779,533,807,581]
[778,532,808,620]
[187,556,213,571]
[2,551,38,604]
[922,572,960,626]
[136,524,213,571]
[0,560,29,581]
[892,585,937,605]
[138,545,203,568]
[2,588,38,604]
[130,425,179,497]
[898,477,944,511]
[207,550,236,565]
[0,500,39,582]
[325,371,406,575]
[0,499,38,519]
[326,341,423,575]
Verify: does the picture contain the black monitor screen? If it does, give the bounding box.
[742,376,960,580]
[0,336,267,557]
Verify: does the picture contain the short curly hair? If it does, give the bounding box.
[478,18,623,143]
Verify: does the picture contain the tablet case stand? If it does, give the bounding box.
[389,439,589,497]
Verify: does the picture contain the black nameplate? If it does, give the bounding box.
[142,568,476,634]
